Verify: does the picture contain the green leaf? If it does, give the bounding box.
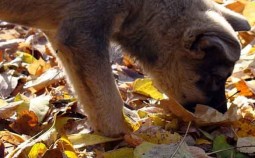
[213,135,248,158]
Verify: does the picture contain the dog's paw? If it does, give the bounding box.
[90,113,131,137]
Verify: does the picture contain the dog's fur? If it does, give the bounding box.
[0,0,250,136]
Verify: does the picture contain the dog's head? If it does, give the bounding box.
[142,0,250,113]
[116,0,250,113]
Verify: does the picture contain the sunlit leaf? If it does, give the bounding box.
[67,133,122,148]
[29,95,51,122]
[133,78,164,100]
[28,143,48,158]
[16,51,37,64]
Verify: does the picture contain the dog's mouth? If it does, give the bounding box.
[183,100,227,114]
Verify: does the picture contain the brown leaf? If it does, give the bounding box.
[160,99,195,122]
[0,50,3,62]
[42,149,64,158]
[226,1,245,13]
[0,131,25,145]
[10,110,40,135]
[0,139,4,158]
[188,146,212,158]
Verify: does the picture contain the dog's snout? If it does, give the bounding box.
[183,90,227,113]
[207,90,227,113]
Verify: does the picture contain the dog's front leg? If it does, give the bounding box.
[50,18,129,136]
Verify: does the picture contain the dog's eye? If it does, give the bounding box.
[196,74,226,92]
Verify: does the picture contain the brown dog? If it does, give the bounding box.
[0,0,250,136]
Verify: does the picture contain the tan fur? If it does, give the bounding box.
[0,0,250,136]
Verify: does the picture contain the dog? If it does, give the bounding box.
[0,0,250,136]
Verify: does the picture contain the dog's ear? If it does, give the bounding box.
[189,34,241,61]
[214,3,251,31]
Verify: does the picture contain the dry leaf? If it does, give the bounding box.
[237,137,255,153]
[243,2,255,26]
[0,72,19,98]
[103,148,134,158]
[0,131,25,145]
[133,78,164,100]
[10,110,40,135]
[24,67,64,91]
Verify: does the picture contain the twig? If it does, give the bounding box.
[207,145,255,156]
[171,121,192,158]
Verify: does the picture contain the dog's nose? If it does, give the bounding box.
[207,91,227,113]
[208,100,227,113]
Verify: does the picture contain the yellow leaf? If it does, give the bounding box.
[55,137,78,158]
[27,58,51,76]
[28,143,48,158]
[64,151,78,158]
[138,131,181,144]
[125,114,140,131]
[0,99,7,107]
[14,94,30,116]
[27,60,43,76]
[56,137,76,153]
[196,138,212,145]
[133,78,164,100]
[67,133,122,148]
[214,0,223,3]
[16,51,37,64]
[55,117,72,132]
[103,148,134,158]
[243,2,255,26]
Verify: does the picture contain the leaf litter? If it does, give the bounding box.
[0,0,255,157]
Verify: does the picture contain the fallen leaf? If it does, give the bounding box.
[237,137,255,153]
[226,1,245,13]
[28,143,48,158]
[124,134,144,147]
[103,148,134,158]
[55,137,76,154]
[29,95,51,122]
[24,67,64,92]
[160,99,195,122]
[0,140,4,158]
[137,128,181,144]
[67,133,122,148]
[196,139,212,145]
[0,101,23,119]
[213,135,247,158]
[42,149,63,158]
[0,50,3,62]
[27,58,51,76]
[16,51,37,64]
[134,142,194,158]
[243,2,255,26]
[133,78,164,100]
[0,72,19,98]
[235,80,253,97]
[10,110,40,135]
[188,146,212,158]
[0,131,25,146]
